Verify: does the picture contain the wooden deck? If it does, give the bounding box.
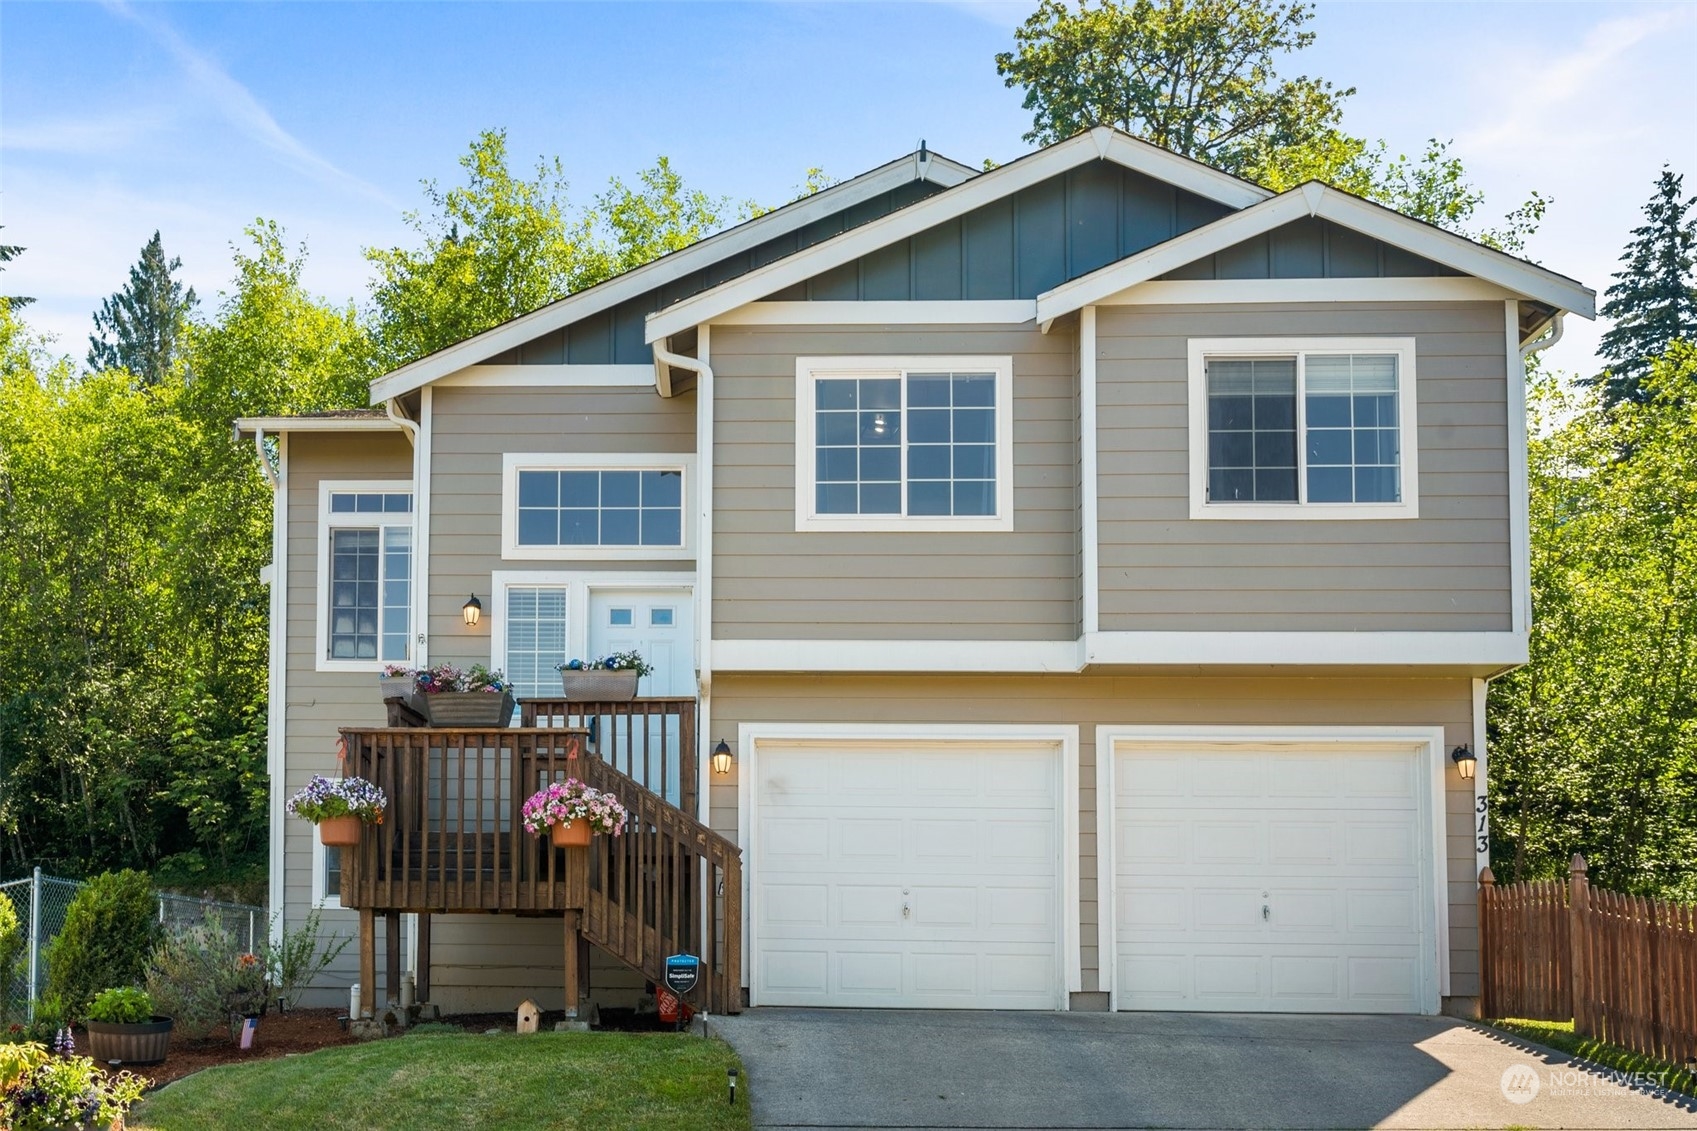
[337,697,741,1017]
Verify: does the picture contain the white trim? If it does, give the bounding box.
[487,570,696,683]
[1472,677,1490,879]
[368,150,977,403]
[499,452,698,561]
[434,364,656,388]
[311,834,343,911]
[1094,724,1449,1014]
[711,300,1036,327]
[1094,277,1517,307]
[1085,630,1527,668]
[713,638,1083,673]
[266,433,288,945]
[415,390,433,667]
[314,479,416,673]
[1186,336,1420,520]
[646,129,1270,344]
[1035,182,1595,324]
[793,355,1015,533]
[1080,306,1100,636]
[737,722,1082,1007]
[1506,302,1532,634]
[236,416,400,434]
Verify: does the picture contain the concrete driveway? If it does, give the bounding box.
[712,1009,1697,1130]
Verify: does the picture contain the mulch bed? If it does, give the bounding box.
[81,1008,356,1089]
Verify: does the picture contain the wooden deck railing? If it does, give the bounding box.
[338,695,741,1014]
[1481,855,1697,1068]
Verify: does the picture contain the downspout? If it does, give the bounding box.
[384,398,421,446]
[1520,311,1565,360]
[250,426,279,489]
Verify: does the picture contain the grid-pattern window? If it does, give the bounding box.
[814,370,999,518]
[322,846,342,906]
[504,586,569,699]
[1305,355,1400,503]
[1205,358,1297,503]
[326,491,411,662]
[516,469,683,548]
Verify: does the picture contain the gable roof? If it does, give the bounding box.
[644,127,1273,343]
[368,147,979,404]
[1033,181,1596,323]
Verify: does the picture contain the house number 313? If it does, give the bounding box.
[1475,794,1490,855]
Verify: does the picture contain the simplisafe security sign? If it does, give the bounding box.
[664,953,700,996]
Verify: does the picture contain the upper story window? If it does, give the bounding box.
[1186,338,1419,520]
[317,484,413,672]
[501,453,695,560]
[794,356,1014,532]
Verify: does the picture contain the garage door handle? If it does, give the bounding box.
[903,902,910,919]
[1262,904,1270,921]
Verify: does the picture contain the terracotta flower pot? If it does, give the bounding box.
[318,815,363,847]
[551,820,592,848]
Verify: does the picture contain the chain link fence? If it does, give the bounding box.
[0,868,265,1023]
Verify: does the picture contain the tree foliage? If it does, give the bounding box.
[43,869,160,1016]
[0,229,31,311]
[87,231,197,386]
[1588,167,1697,406]
[1489,345,1697,900]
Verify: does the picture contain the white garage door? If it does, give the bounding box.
[1113,742,1435,1013]
[753,739,1062,1009]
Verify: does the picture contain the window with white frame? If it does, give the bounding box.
[313,840,342,909]
[1187,338,1418,519]
[501,454,694,559]
[504,585,570,698]
[317,485,413,670]
[795,356,1014,532]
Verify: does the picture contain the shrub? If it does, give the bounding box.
[85,987,152,1024]
[43,870,159,1018]
[0,893,23,1026]
[146,915,267,1038]
[264,908,349,1010]
[0,1043,145,1130]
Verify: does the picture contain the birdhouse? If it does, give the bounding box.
[515,999,541,1034]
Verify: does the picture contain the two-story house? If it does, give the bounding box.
[239,127,1592,1022]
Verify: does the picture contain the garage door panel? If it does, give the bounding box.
[1114,742,1432,1014]
[754,739,1064,1010]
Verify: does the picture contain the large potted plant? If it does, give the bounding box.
[415,664,516,726]
[522,779,629,848]
[556,652,652,702]
[83,986,173,1066]
[287,774,387,847]
[378,664,418,709]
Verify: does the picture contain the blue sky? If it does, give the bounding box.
[3,1,1695,378]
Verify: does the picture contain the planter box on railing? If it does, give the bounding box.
[559,669,639,702]
[418,690,516,727]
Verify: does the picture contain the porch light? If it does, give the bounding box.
[711,740,734,775]
[462,594,483,628]
[1451,744,1477,780]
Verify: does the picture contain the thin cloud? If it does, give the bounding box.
[100,0,398,209]
[2,110,169,155]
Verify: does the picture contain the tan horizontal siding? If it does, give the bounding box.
[710,671,1480,1001]
[1096,301,1512,632]
[711,324,1080,641]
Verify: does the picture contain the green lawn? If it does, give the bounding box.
[131,1030,751,1131]
[1487,1018,1697,1100]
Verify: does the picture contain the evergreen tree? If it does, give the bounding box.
[1590,167,1697,406]
[0,227,31,310]
[87,231,197,385]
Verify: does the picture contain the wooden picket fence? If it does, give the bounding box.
[1480,855,1697,1069]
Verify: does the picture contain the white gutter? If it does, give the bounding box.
[252,427,279,489]
[1520,310,1565,359]
[384,399,421,447]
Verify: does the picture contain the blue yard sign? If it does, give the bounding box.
[663,953,700,996]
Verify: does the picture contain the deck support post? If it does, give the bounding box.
[563,909,582,1020]
[358,907,376,1019]
[415,913,431,1003]
[384,910,402,1010]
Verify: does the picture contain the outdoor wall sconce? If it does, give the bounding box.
[462,594,483,628]
[1451,744,1477,780]
[711,739,734,776]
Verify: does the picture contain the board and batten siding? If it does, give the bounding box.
[711,324,1080,640]
[1096,301,1512,632]
[426,384,696,652]
[709,671,1483,1008]
[281,432,411,1005]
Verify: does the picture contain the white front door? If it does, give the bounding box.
[1112,741,1434,1013]
[752,738,1064,1010]
[587,587,693,697]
